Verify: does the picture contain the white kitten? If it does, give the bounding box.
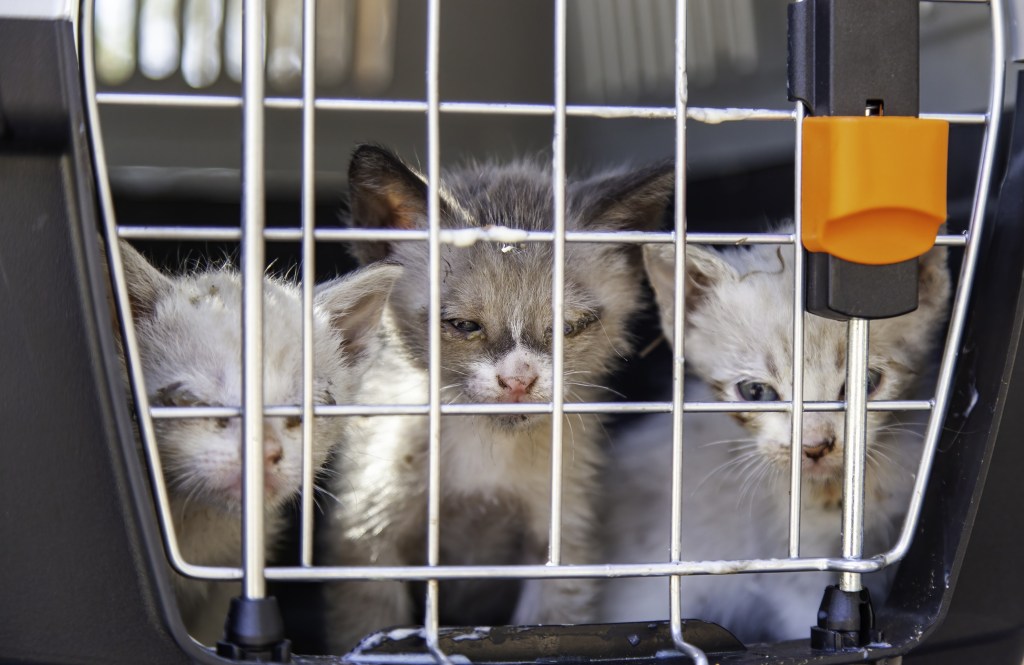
[599,234,950,644]
[118,241,399,645]
[321,145,674,652]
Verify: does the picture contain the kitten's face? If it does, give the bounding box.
[345,145,673,432]
[645,240,950,498]
[135,271,343,512]
[120,244,398,513]
[394,241,637,431]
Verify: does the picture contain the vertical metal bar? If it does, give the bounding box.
[887,0,1007,566]
[299,0,317,567]
[241,0,268,601]
[789,99,806,558]
[839,318,869,592]
[548,0,568,567]
[423,1,451,664]
[668,3,706,663]
[82,0,193,575]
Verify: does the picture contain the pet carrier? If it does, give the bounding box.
[2,0,1024,664]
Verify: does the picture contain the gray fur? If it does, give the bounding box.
[322,146,673,651]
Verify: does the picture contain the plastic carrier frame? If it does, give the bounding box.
[3,0,1024,664]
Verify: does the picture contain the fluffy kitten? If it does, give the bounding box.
[322,145,674,652]
[118,241,400,645]
[598,235,950,643]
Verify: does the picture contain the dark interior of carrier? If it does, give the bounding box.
[4,1,1024,664]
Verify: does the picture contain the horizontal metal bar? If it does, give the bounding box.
[921,112,988,124]
[98,93,245,108]
[95,93,786,122]
[148,399,934,420]
[113,226,972,248]
[93,93,993,126]
[172,553,887,583]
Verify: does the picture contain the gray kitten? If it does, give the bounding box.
[322,145,674,651]
[599,233,950,643]
[118,241,399,645]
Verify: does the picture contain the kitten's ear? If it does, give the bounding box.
[118,240,174,320]
[316,262,403,360]
[571,161,674,232]
[346,144,431,264]
[643,243,738,345]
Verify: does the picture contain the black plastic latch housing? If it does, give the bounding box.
[789,0,924,322]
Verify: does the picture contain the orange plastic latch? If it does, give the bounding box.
[801,116,948,265]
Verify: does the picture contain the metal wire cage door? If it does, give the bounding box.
[70,0,1013,663]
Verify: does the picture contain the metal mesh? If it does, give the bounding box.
[80,0,1006,660]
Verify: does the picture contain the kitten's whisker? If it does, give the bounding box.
[698,437,758,449]
[866,447,900,469]
[742,464,768,508]
[874,426,924,440]
[595,319,628,362]
[565,381,627,400]
[313,484,344,509]
[444,391,467,406]
[178,480,205,522]
[564,414,577,463]
[314,466,344,480]
[735,459,766,510]
[701,450,763,493]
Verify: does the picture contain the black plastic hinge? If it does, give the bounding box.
[788,0,924,321]
[810,585,883,651]
[216,596,292,663]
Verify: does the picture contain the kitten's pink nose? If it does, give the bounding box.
[803,437,836,461]
[497,374,538,400]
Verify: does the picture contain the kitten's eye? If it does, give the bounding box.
[563,312,599,338]
[736,381,779,402]
[867,368,883,395]
[554,312,599,339]
[838,368,884,399]
[444,319,484,339]
[215,417,230,429]
[153,382,204,408]
[285,415,302,430]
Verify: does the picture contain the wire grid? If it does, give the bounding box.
[80,0,1005,659]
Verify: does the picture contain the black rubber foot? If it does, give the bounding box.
[810,585,883,651]
[216,596,292,663]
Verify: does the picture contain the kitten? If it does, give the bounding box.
[322,145,674,652]
[598,233,950,643]
[117,240,400,645]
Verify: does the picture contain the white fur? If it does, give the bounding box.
[119,242,398,644]
[598,236,949,644]
[322,310,604,651]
